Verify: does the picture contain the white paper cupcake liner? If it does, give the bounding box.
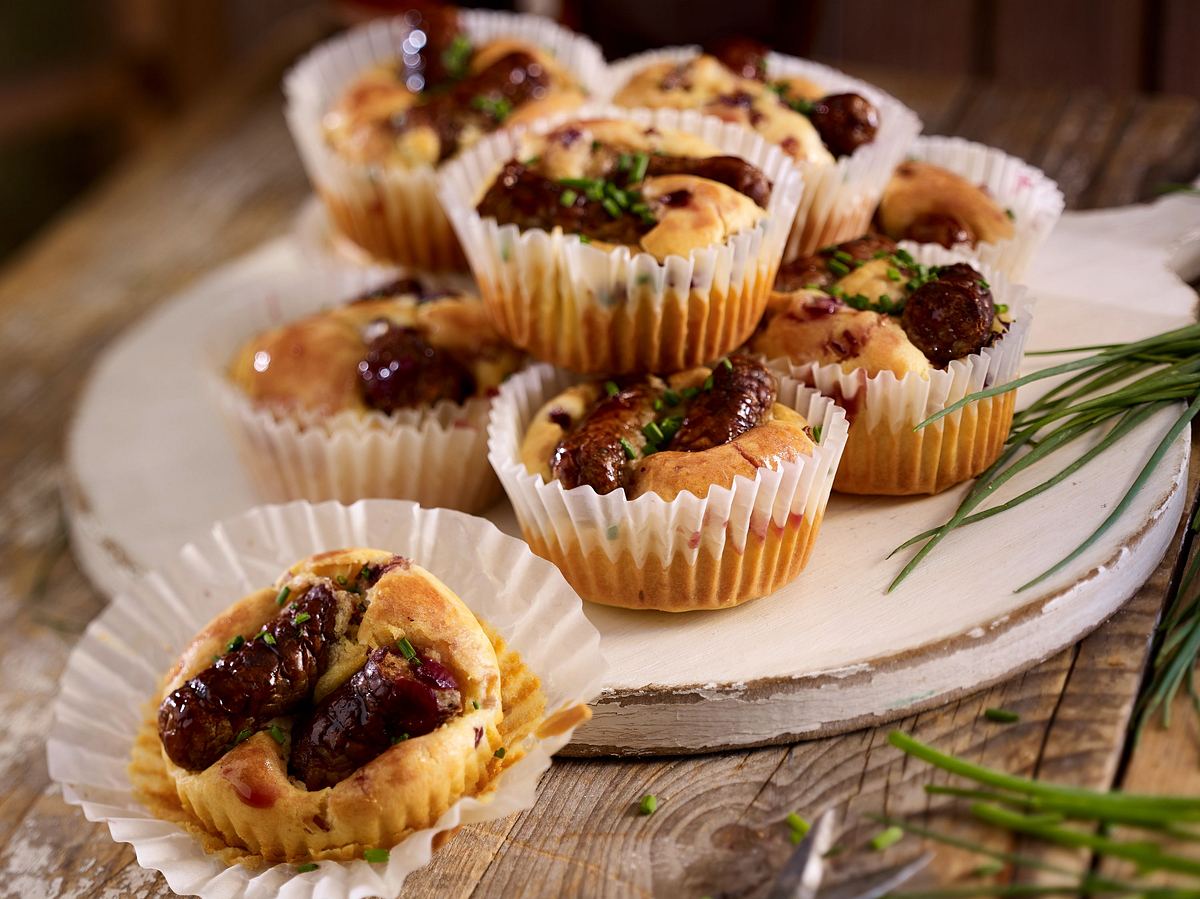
[438,103,805,374]
[203,267,511,513]
[487,364,849,610]
[47,499,607,899]
[899,136,1065,280]
[769,243,1034,495]
[605,46,922,261]
[284,10,607,270]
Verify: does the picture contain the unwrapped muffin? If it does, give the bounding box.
[286,7,606,269]
[608,41,920,260]
[489,356,848,610]
[439,107,803,374]
[749,237,1032,494]
[219,277,523,511]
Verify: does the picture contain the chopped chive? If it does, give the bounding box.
[643,421,665,443]
[578,234,591,244]
[397,636,418,662]
[521,155,540,166]
[225,635,244,653]
[828,258,850,277]
[559,177,601,191]
[602,198,621,218]
[721,357,733,370]
[293,612,311,625]
[1006,207,1016,220]
[638,794,658,815]
[869,825,904,851]
[833,249,854,264]
[363,848,390,864]
[629,152,649,183]
[811,425,822,443]
[681,386,699,400]
[985,707,1021,724]
[233,727,253,745]
[653,397,663,411]
[560,188,578,207]
[886,266,901,281]
[211,654,220,664]
[294,862,319,873]
[978,279,991,290]
[494,747,507,758]
[335,574,348,586]
[619,437,637,460]
[785,812,811,844]
[390,733,409,744]
[472,700,480,709]
[617,152,631,171]
[605,380,620,398]
[269,724,286,745]
[275,585,290,606]
[702,374,715,391]
[662,388,681,406]
[894,248,915,265]
[996,303,1010,315]
[263,631,276,645]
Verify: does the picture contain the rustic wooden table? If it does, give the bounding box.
[4,16,1200,898]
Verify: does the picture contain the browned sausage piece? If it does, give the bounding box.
[289,647,462,790]
[705,36,771,81]
[671,356,777,452]
[807,93,879,157]
[901,263,995,366]
[551,381,660,494]
[157,583,346,771]
[644,154,772,208]
[357,321,477,412]
[904,212,976,249]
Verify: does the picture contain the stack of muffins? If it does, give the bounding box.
[219,4,1063,613]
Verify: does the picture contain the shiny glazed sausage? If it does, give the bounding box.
[671,356,777,452]
[807,93,879,157]
[551,381,660,494]
[901,263,995,366]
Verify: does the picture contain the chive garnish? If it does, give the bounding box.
[702,374,715,391]
[681,386,699,400]
[604,380,620,398]
[828,258,850,277]
[397,636,418,662]
[335,574,348,586]
[653,397,663,412]
[662,388,681,406]
[494,747,507,758]
[275,585,290,606]
[643,421,664,443]
[886,266,901,281]
[811,425,822,444]
[985,707,1021,723]
[1006,207,1016,219]
[225,635,244,653]
[472,700,480,710]
[833,249,854,264]
[269,724,286,745]
[638,794,658,815]
[602,198,621,218]
[233,727,253,745]
[619,437,637,460]
[363,848,389,863]
[785,812,810,844]
[390,733,409,744]
[869,825,904,851]
[263,631,276,645]
[560,188,578,207]
[720,357,733,370]
[294,862,319,873]
[293,612,311,625]
[628,152,649,183]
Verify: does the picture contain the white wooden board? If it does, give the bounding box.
[66,194,1200,755]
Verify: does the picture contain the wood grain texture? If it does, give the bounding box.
[0,16,1198,896]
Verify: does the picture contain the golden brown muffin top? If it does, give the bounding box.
[878,160,1016,249]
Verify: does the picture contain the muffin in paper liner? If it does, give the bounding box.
[765,243,1033,496]
[284,10,607,270]
[605,46,922,261]
[47,499,605,899]
[890,136,1064,280]
[437,104,805,375]
[206,267,514,513]
[487,364,849,611]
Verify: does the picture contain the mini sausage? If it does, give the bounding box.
[551,381,660,494]
[901,263,995,366]
[807,93,879,157]
[671,356,777,452]
[158,583,346,772]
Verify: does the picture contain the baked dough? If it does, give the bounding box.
[157,548,504,861]
[878,160,1015,247]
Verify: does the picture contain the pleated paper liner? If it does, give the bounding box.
[284,10,607,271]
[604,46,922,261]
[438,104,805,375]
[48,500,606,899]
[201,265,509,513]
[770,243,1034,496]
[902,135,1065,280]
[488,364,849,611]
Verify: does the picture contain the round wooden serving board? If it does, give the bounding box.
[66,195,1200,756]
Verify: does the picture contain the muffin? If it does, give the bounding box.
[488,355,848,611]
[285,7,606,269]
[439,107,803,374]
[878,136,1064,279]
[219,277,523,511]
[749,237,1031,495]
[149,548,505,861]
[608,40,920,260]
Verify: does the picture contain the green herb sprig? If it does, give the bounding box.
[889,323,1200,592]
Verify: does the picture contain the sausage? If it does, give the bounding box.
[289,646,462,791]
[774,234,897,291]
[644,154,772,208]
[358,321,476,412]
[807,93,879,157]
[158,583,346,772]
[901,263,995,366]
[551,381,660,494]
[671,356,777,452]
[476,161,652,246]
[398,51,553,160]
[903,212,976,249]
[705,36,771,81]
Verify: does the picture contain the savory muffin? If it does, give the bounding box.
[153,549,504,861]
[439,110,803,374]
[877,160,1015,250]
[285,6,605,268]
[490,356,848,611]
[607,40,920,258]
[749,236,1030,495]
[220,278,523,511]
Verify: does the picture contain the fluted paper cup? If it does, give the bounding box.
[488,364,848,611]
[769,243,1033,495]
[605,46,921,261]
[47,499,606,898]
[438,104,805,374]
[285,10,607,270]
[898,136,1064,280]
[203,267,511,513]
